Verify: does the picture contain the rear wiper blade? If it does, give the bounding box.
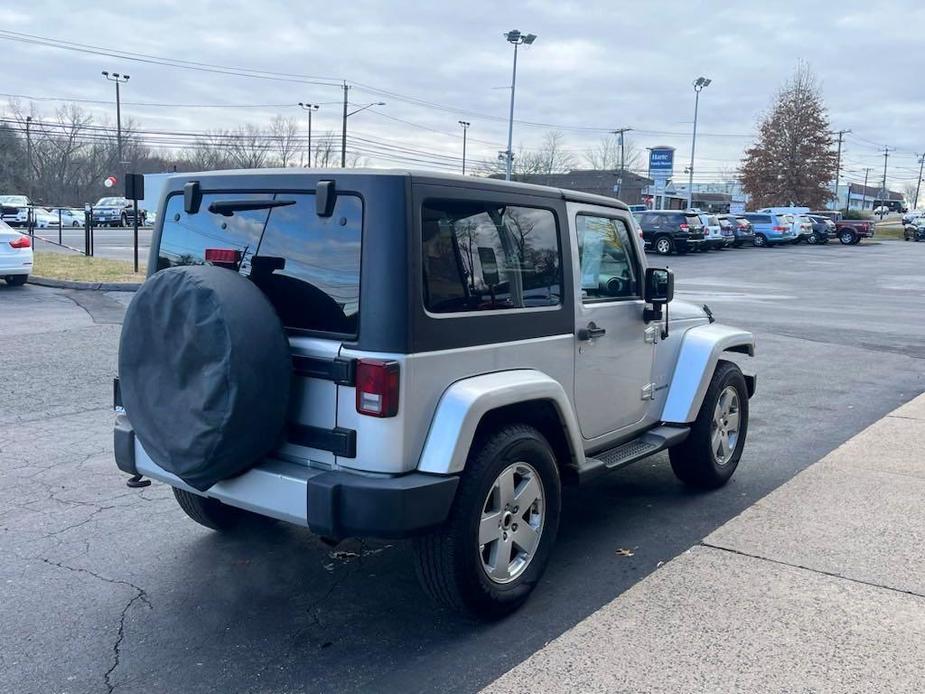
[207,199,295,216]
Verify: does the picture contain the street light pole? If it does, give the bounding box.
[102,71,130,178]
[298,102,319,167]
[688,76,710,209]
[503,30,537,181]
[458,121,470,175]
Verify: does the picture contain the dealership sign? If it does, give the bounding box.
[648,147,674,180]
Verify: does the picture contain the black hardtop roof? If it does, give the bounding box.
[160,168,630,212]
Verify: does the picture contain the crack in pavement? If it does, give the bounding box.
[699,542,925,601]
[16,553,153,693]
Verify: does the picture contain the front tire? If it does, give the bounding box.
[413,424,561,619]
[669,361,749,489]
[806,234,818,245]
[173,487,250,531]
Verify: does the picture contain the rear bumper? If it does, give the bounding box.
[114,415,458,539]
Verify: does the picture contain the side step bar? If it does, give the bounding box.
[570,425,690,484]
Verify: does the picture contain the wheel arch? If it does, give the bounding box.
[661,323,755,424]
[416,370,584,475]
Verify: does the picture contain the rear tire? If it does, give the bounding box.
[5,275,27,286]
[413,424,561,619]
[669,361,749,490]
[173,487,249,531]
[839,229,856,245]
[753,234,768,248]
[654,236,674,256]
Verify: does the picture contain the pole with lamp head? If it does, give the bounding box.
[688,76,711,209]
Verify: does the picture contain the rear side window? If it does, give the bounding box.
[422,199,561,313]
[157,191,363,336]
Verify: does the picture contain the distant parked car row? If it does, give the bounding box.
[633,207,873,255]
[0,194,155,230]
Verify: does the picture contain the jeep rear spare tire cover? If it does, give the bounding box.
[118,265,292,491]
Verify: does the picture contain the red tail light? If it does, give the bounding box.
[772,226,788,232]
[9,235,31,249]
[205,248,241,268]
[679,223,689,231]
[356,359,400,418]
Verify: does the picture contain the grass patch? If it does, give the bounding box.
[33,252,144,283]
[873,224,904,240]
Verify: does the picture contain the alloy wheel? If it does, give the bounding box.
[711,386,740,465]
[479,462,545,584]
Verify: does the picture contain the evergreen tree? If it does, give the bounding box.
[740,62,838,209]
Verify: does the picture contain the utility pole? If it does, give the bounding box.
[341,82,349,168]
[298,102,319,167]
[102,71,130,178]
[862,168,871,211]
[915,154,924,210]
[832,129,851,211]
[879,146,890,220]
[458,121,470,175]
[611,127,632,197]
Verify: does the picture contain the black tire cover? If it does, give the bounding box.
[118,265,292,491]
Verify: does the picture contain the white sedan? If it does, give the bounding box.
[0,220,33,286]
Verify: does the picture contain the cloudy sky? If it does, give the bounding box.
[1,0,923,191]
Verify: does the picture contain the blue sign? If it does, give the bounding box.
[649,148,674,179]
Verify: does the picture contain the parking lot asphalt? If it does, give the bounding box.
[31,226,153,264]
[1,240,923,693]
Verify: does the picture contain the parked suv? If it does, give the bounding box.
[635,210,706,255]
[717,214,756,247]
[113,171,756,618]
[0,194,33,227]
[741,212,798,247]
[697,212,731,249]
[92,196,146,227]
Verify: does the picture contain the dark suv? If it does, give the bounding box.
[635,210,705,255]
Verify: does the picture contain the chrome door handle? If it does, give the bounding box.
[578,322,606,340]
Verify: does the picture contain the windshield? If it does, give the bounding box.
[0,195,29,206]
[96,197,123,206]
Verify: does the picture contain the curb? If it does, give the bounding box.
[27,276,141,292]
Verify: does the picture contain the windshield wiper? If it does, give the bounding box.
[207,199,295,216]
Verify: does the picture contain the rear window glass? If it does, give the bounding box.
[422,199,560,314]
[156,191,363,336]
[684,214,702,225]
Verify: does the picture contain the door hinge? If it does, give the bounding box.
[641,383,656,400]
[644,325,659,343]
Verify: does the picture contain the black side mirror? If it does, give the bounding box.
[643,267,673,326]
[644,267,674,304]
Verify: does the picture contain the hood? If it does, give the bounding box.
[668,299,712,324]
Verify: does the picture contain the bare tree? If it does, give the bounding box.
[269,115,300,167]
[584,135,641,172]
[479,130,576,179]
[226,123,271,169]
[184,130,234,171]
[740,61,838,209]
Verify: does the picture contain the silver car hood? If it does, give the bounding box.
[668,299,712,324]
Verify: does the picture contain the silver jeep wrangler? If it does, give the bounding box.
[114,170,755,618]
